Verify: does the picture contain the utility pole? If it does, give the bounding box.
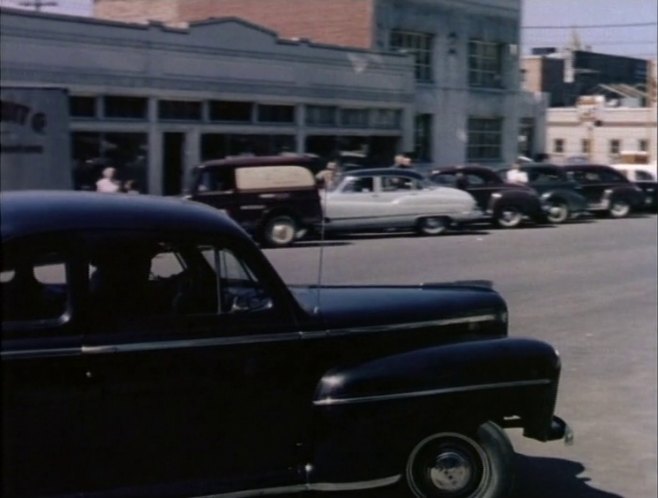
[18,0,58,12]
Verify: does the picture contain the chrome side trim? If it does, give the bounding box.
[196,475,400,497]
[308,475,400,491]
[1,347,82,360]
[81,332,302,355]
[301,314,498,340]
[313,379,552,406]
[5,315,498,357]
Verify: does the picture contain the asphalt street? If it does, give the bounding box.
[264,214,657,498]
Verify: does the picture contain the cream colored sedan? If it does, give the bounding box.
[321,168,482,235]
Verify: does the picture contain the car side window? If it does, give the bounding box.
[636,170,653,181]
[342,177,373,193]
[382,176,415,191]
[198,169,235,192]
[434,173,456,187]
[1,242,70,324]
[86,237,272,325]
[466,174,486,186]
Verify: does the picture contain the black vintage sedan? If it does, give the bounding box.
[429,166,548,228]
[561,164,645,218]
[500,163,589,223]
[1,191,570,498]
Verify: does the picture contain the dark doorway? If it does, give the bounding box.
[163,132,185,195]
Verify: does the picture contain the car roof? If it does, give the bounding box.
[431,165,499,175]
[517,163,562,169]
[0,191,246,241]
[560,164,612,171]
[342,168,426,179]
[196,155,317,169]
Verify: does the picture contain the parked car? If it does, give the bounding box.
[561,164,645,218]
[1,191,571,498]
[499,163,589,223]
[429,166,547,228]
[610,162,658,211]
[321,168,482,235]
[186,155,323,247]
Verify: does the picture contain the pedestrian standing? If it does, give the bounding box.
[96,167,121,193]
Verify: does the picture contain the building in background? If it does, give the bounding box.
[522,47,656,164]
[95,0,543,168]
[522,47,650,108]
[0,7,414,194]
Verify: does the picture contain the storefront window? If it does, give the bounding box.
[200,134,296,161]
[71,132,148,193]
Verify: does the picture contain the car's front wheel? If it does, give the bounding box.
[608,198,631,218]
[546,200,570,224]
[261,215,297,247]
[494,206,523,228]
[405,422,514,498]
[417,217,449,236]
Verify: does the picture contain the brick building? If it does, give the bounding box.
[95,0,543,167]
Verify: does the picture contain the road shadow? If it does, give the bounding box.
[303,454,623,498]
[511,454,623,498]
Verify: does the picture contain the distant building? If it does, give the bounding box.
[522,48,650,107]
[523,48,656,164]
[95,0,545,167]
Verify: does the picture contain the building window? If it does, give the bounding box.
[554,139,565,153]
[103,96,147,119]
[257,104,295,124]
[390,30,433,82]
[467,117,503,161]
[209,101,253,122]
[639,139,648,152]
[581,139,591,154]
[200,134,295,160]
[371,109,401,129]
[414,114,432,161]
[158,100,201,121]
[518,117,534,157]
[609,139,621,155]
[72,132,148,193]
[340,109,369,128]
[69,96,96,118]
[306,105,337,126]
[468,40,503,88]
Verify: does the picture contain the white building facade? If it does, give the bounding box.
[546,106,657,165]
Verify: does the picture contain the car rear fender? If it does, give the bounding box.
[307,337,562,482]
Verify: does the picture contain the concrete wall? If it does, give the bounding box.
[1,7,414,194]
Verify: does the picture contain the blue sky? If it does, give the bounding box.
[1,0,656,60]
[522,0,657,59]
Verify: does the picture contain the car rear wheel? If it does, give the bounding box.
[609,198,631,218]
[261,215,297,247]
[494,206,523,228]
[546,200,570,224]
[417,217,449,236]
[405,422,514,498]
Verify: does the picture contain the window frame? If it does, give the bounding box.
[468,40,504,88]
[390,30,434,82]
[467,117,503,162]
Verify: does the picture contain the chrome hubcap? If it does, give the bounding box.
[430,451,472,491]
[271,223,295,243]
